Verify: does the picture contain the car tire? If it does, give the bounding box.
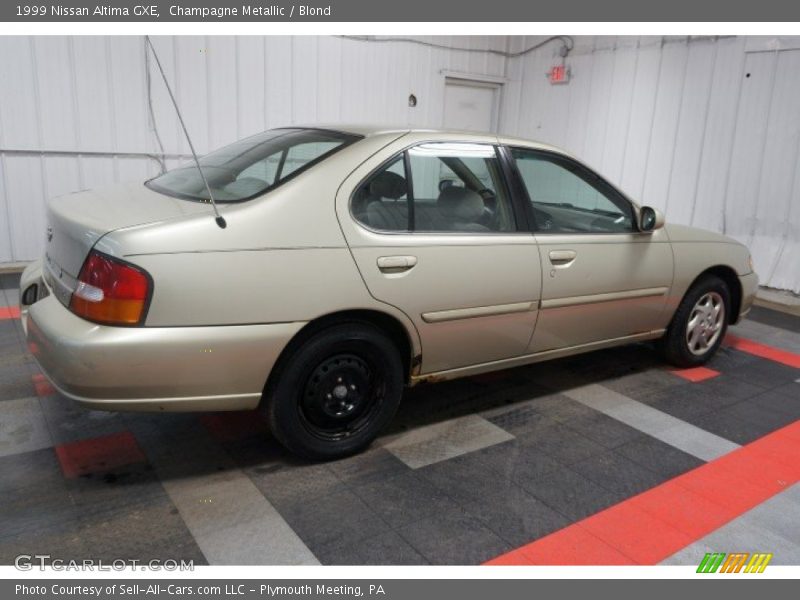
[262,322,404,460]
[660,275,731,368]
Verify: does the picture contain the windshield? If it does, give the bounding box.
[146,128,360,202]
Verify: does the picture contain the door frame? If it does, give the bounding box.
[441,72,505,133]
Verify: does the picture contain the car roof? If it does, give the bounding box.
[292,123,572,155]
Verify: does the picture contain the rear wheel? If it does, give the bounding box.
[262,322,403,460]
[660,275,730,367]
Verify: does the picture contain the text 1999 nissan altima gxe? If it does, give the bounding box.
[19,126,758,459]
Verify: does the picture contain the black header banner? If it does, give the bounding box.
[2,0,799,22]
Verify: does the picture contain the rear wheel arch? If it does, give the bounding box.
[263,309,417,399]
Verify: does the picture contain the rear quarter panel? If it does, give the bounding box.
[92,132,421,356]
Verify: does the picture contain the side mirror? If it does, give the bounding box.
[639,206,665,232]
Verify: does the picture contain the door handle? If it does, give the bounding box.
[548,250,577,266]
[377,255,418,273]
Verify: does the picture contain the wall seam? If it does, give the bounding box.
[617,38,641,187]
[688,40,719,226]
[747,49,780,249]
[662,38,691,214]
[719,39,748,235]
[639,37,666,202]
[28,37,48,265]
[67,37,86,190]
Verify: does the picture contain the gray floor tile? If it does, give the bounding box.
[0,523,87,565]
[732,317,800,353]
[327,446,409,487]
[129,414,319,565]
[399,510,511,565]
[247,460,344,506]
[64,461,165,518]
[690,410,772,445]
[520,468,623,521]
[39,394,127,446]
[1,483,79,541]
[0,397,52,457]
[705,345,761,373]
[691,376,772,409]
[418,441,528,502]
[746,306,800,335]
[602,369,689,402]
[746,389,800,420]
[526,393,599,421]
[0,447,64,495]
[0,362,37,400]
[738,486,800,544]
[648,392,720,422]
[614,436,704,479]
[486,404,548,435]
[277,487,389,552]
[561,412,644,449]
[724,398,796,436]
[315,530,429,565]
[383,414,514,469]
[565,384,740,461]
[772,380,799,400]
[352,470,461,529]
[77,493,207,565]
[515,420,609,464]
[570,450,666,498]
[726,358,800,391]
[697,518,800,565]
[458,483,570,547]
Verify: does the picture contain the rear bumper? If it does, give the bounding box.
[737,271,759,322]
[24,285,304,412]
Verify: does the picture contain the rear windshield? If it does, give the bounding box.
[145,128,360,202]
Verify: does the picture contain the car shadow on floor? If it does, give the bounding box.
[111,341,676,480]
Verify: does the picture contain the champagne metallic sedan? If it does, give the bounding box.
[19,126,758,459]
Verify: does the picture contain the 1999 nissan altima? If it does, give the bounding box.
[19,126,758,459]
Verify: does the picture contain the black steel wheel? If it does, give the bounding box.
[262,322,404,460]
[299,353,384,441]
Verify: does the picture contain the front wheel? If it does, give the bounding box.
[660,275,730,367]
[262,322,404,460]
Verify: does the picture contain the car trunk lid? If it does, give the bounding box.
[43,183,211,306]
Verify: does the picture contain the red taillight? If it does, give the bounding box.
[69,251,151,326]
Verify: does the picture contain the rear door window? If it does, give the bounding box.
[352,143,517,234]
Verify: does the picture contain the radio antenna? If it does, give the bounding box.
[144,36,226,229]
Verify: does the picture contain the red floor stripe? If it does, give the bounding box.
[670,366,720,382]
[55,431,147,478]
[724,334,800,369]
[32,373,56,396]
[0,305,20,320]
[485,419,800,565]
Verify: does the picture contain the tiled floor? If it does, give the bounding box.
[1,270,798,566]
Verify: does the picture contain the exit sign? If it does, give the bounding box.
[548,64,570,84]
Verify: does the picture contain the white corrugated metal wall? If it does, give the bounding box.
[500,35,800,293]
[0,35,798,292]
[0,35,509,265]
